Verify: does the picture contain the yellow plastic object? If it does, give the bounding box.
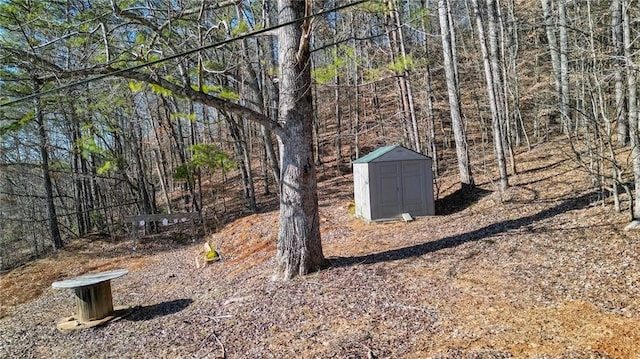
[205,249,219,262]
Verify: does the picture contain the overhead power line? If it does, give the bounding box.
[0,0,371,108]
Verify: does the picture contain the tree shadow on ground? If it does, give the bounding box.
[124,298,193,322]
[435,186,493,215]
[329,191,597,268]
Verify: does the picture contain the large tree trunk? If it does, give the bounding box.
[274,0,325,280]
[438,0,474,190]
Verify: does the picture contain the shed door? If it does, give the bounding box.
[377,163,402,218]
[401,161,427,215]
[376,160,428,219]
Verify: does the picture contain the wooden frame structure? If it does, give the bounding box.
[127,212,201,248]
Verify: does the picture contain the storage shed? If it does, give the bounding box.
[353,145,435,222]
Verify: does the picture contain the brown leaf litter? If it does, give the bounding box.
[1,139,639,358]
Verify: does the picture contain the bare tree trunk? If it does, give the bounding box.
[446,0,460,84]
[162,97,198,211]
[540,0,561,122]
[258,39,282,185]
[68,111,87,236]
[133,119,155,215]
[236,2,280,193]
[153,149,171,214]
[495,0,517,173]
[334,67,343,170]
[34,80,63,250]
[274,0,325,279]
[260,126,280,191]
[352,15,362,159]
[313,80,322,166]
[439,0,474,190]
[505,0,529,150]
[149,110,172,214]
[471,0,509,192]
[487,0,511,186]
[388,0,420,152]
[421,0,438,175]
[225,115,257,212]
[623,0,640,219]
[558,0,571,133]
[611,0,628,147]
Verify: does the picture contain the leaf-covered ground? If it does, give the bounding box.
[1,140,639,358]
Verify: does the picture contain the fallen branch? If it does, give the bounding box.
[206,330,226,359]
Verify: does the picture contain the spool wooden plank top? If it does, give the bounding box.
[52,269,128,289]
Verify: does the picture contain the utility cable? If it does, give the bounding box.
[0,0,371,108]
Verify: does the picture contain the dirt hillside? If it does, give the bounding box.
[1,139,639,358]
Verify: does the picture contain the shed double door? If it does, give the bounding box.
[377,161,426,219]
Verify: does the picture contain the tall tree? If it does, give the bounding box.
[274,0,325,279]
[539,0,562,123]
[557,0,570,132]
[611,0,627,147]
[386,0,420,152]
[438,0,474,191]
[0,0,331,278]
[470,0,509,192]
[34,80,63,250]
[623,0,640,220]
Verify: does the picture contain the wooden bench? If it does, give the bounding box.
[127,212,201,249]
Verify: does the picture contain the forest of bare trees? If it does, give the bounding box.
[0,0,638,275]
